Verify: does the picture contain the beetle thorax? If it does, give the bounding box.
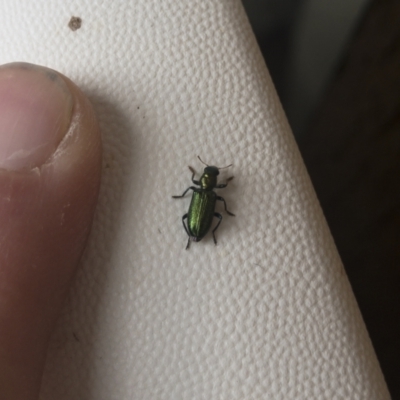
[200,172,217,190]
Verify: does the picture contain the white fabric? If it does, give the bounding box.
[0,1,390,399]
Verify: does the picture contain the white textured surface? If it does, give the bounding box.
[0,1,390,399]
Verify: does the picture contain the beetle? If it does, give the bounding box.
[172,156,235,249]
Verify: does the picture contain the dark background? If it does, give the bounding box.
[242,0,400,397]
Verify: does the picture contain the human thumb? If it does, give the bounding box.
[0,62,102,400]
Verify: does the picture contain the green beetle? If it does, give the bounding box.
[172,156,235,249]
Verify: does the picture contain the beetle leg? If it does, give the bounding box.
[217,196,235,216]
[212,213,223,245]
[172,186,196,198]
[182,214,192,250]
[216,176,234,189]
[182,213,190,236]
[189,166,200,185]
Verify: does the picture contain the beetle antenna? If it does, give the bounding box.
[218,163,232,169]
[197,155,209,166]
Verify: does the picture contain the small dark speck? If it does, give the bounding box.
[137,106,140,109]
[73,332,80,342]
[158,228,162,234]
[105,163,111,169]
[68,16,82,31]
[46,71,58,81]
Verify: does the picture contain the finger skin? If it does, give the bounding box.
[0,64,102,400]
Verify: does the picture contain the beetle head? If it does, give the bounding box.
[204,166,220,176]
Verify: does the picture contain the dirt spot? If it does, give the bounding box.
[68,16,82,31]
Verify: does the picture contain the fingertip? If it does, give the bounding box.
[0,62,102,400]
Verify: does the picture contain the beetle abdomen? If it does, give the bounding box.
[187,190,216,241]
